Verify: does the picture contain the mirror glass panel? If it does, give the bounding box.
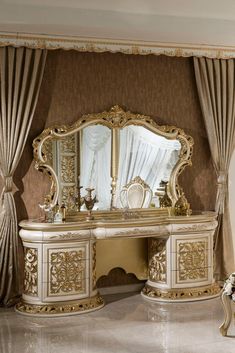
[116,126,181,208]
[80,125,111,210]
[42,125,111,211]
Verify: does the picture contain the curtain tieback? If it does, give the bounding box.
[216,171,228,214]
[4,175,13,193]
[217,171,227,187]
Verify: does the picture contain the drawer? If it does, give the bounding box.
[42,242,90,264]
[42,259,89,302]
[42,278,89,302]
[171,233,213,253]
[172,266,213,288]
[171,234,213,272]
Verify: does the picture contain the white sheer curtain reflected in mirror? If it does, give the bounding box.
[116,126,181,208]
[80,125,111,209]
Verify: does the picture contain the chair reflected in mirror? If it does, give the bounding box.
[120,176,153,209]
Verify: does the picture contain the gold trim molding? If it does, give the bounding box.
[142,283,221,301]
[1,32,235,59]
[15,295,104,316]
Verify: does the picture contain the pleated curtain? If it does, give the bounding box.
[0,46,47,306]
[194,57,235,280]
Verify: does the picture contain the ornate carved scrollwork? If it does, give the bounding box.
[148,239,167,283]
[23,248,38,296]
[15,295,104,316]
[142,283,221,301]
[178,241,208,281]
[49,250,86,295]
[92,242,97,290]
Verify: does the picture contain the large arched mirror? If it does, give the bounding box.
[33,106,193,216]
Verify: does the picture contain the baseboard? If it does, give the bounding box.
[99,283,145,295]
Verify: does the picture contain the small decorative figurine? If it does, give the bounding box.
[174,188,192,216]
[84,188,97,221]
[39,195,54,222]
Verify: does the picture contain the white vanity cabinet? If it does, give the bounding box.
[16,228,104,316]
[16,212,221,316]
[143,218,218,301]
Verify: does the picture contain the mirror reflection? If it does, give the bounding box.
[116,126,181,208]
[80,125,111,210]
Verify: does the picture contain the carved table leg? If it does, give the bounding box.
[219,291,232,336]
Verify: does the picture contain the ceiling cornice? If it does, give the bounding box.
[1,32,235,59]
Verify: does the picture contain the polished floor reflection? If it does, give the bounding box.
[0,293,234,353]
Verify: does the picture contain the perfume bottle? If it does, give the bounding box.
[61,202,66,222]
[54,202,63,223]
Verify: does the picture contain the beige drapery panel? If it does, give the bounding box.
[0,46,47,306]
[194,57,235,280]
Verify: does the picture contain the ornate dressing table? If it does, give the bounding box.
[16,106,220,316]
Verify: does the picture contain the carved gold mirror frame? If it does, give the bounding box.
[33,105,194,211]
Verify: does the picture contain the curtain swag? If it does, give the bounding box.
[0,46,47,306]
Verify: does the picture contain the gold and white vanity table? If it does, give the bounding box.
[16,210,220,316]
[16,106,221,316]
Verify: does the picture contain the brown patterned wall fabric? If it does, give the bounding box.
[13,50,216,221]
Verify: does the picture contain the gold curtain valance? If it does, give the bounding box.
[1,32,235,59]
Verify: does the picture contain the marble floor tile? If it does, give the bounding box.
[0,293,234,353]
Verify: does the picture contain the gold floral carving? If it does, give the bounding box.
[49,232,89,240]
[60,135,75,153]
[33,106,194,209]
[176,222,217,232]
[59,134,77,209]
[61,185,76,210]
[15,295,104,316]
[142,283,221,300]
[177,241,208,281]
[148,239,167,283]
[92,242,97,290]
[61,156,75,183]
[49,250,86,295]
[114,228,158,237]
[23,248,38,296]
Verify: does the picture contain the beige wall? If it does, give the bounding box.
[3,50,217,282]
